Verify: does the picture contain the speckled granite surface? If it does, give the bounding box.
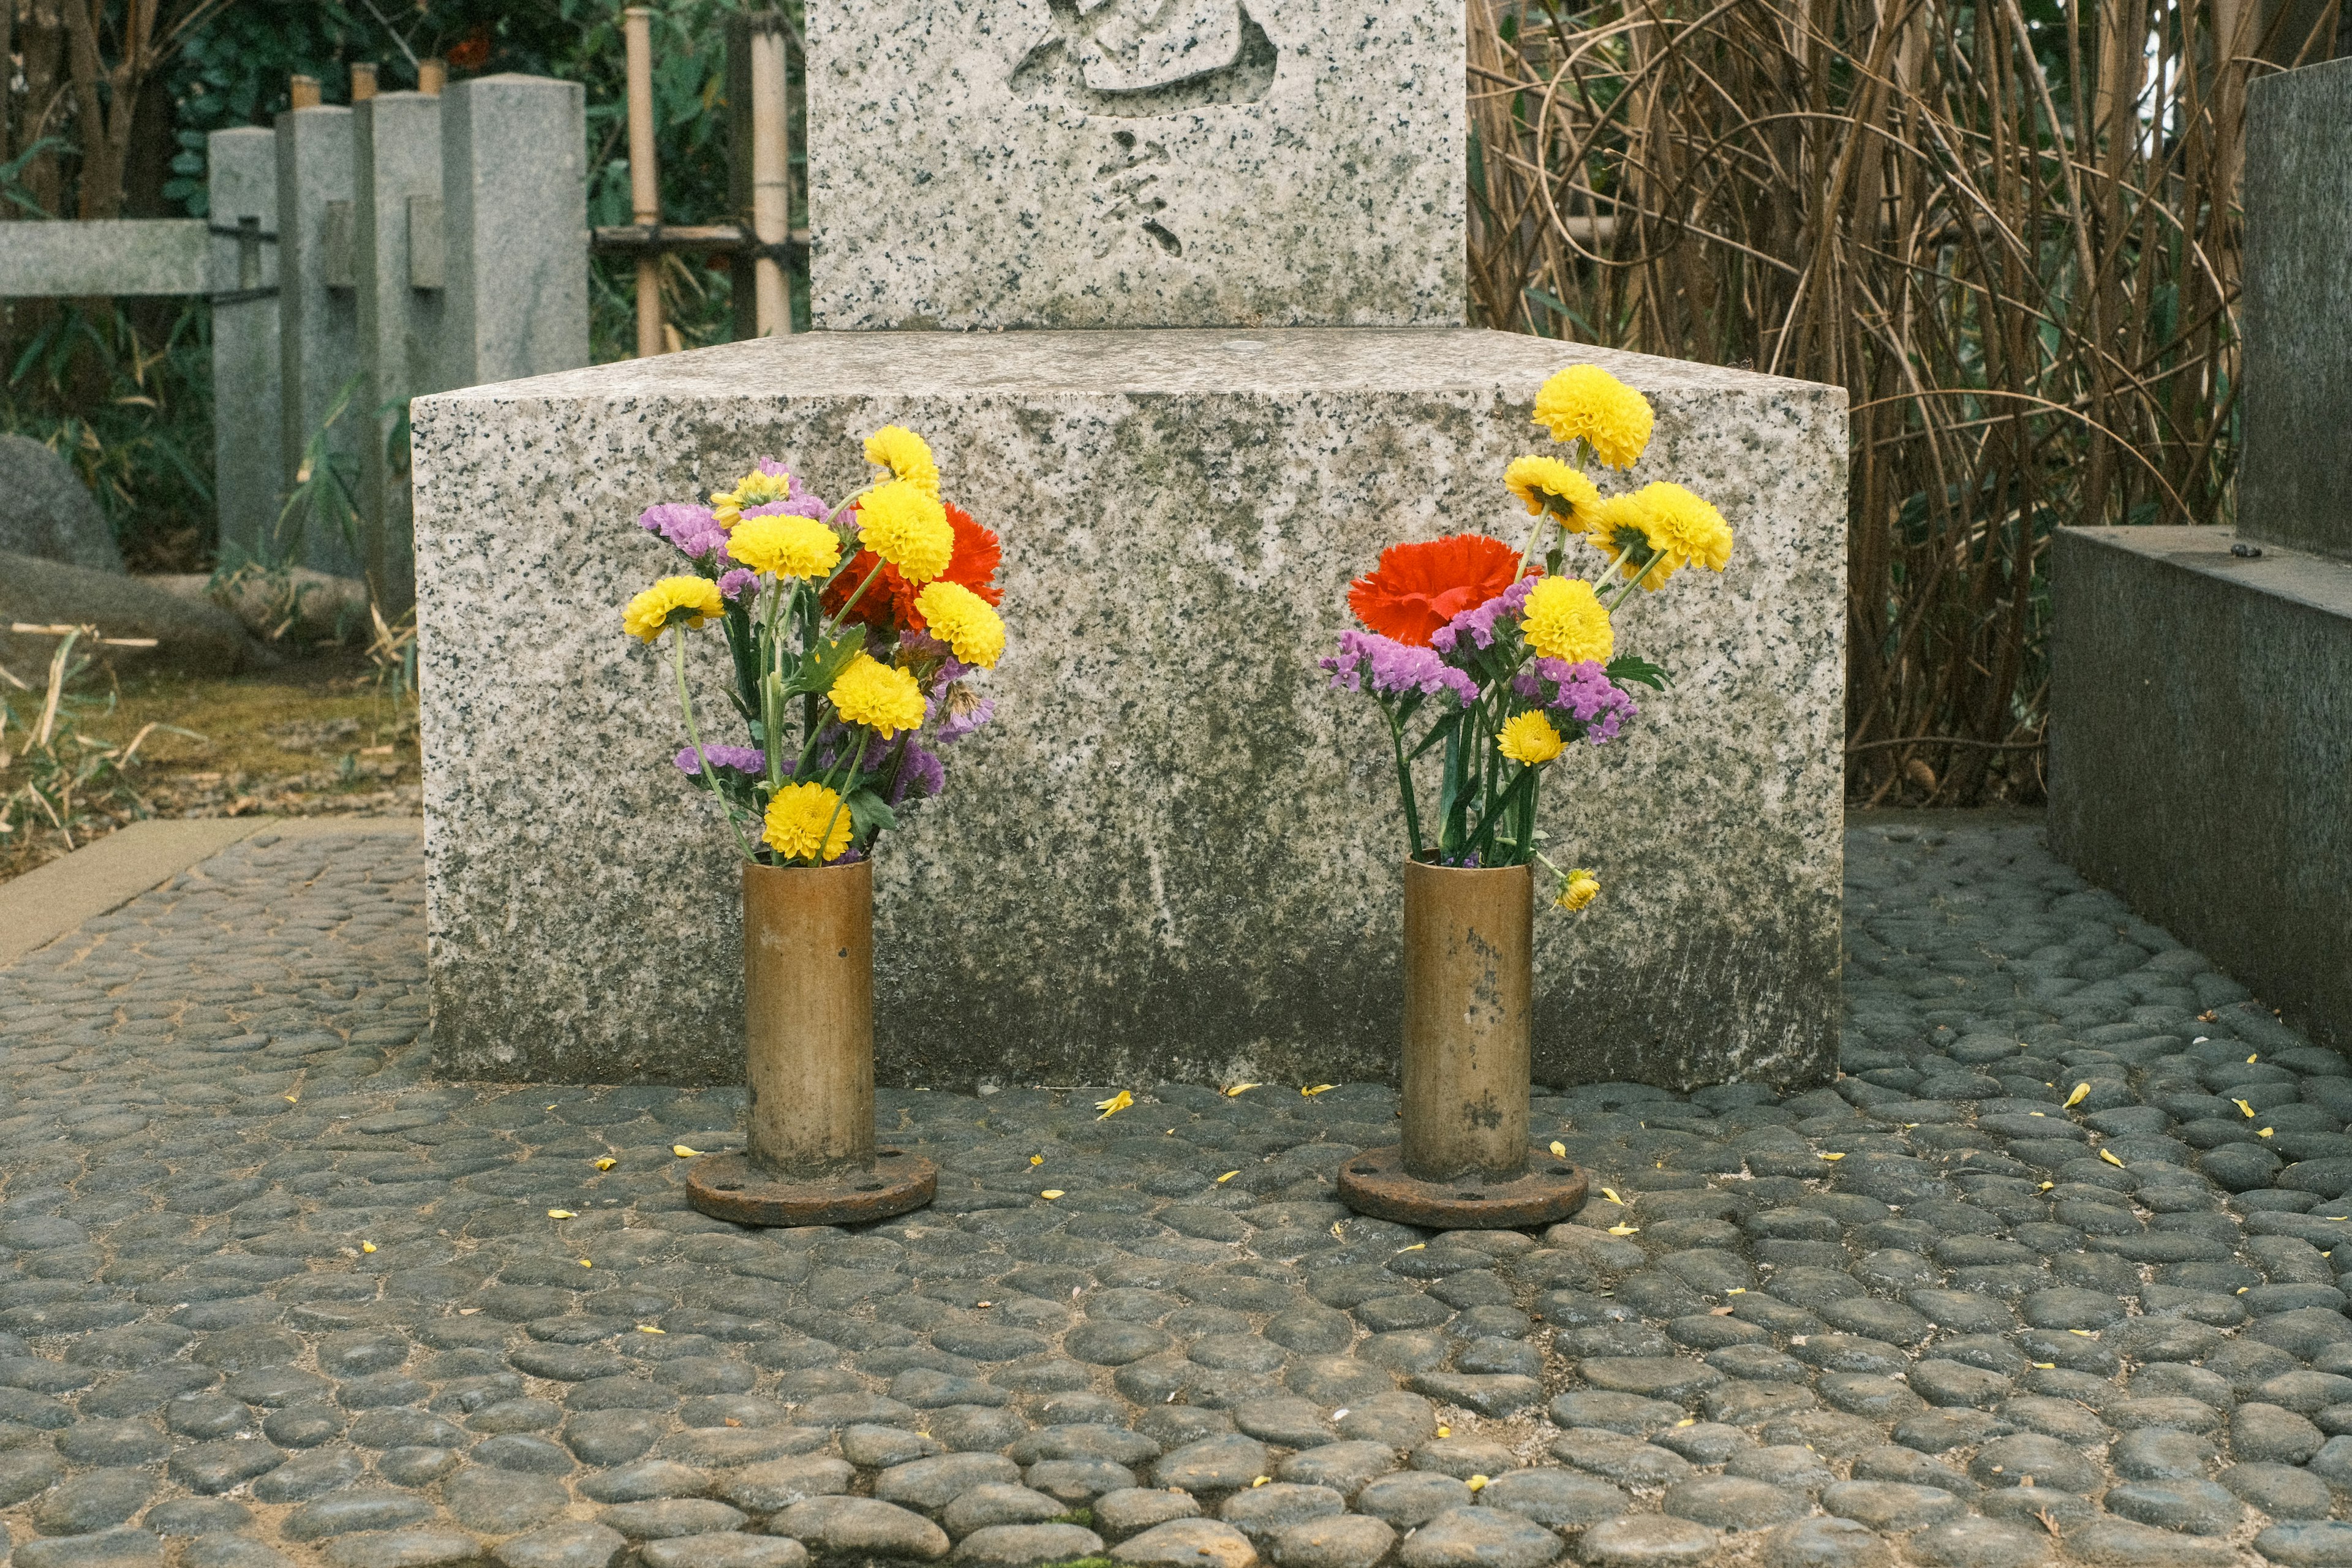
[410,328,1845,1088]
[804,0,1464,330]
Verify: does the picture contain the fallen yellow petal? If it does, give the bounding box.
[1030,1155,1044,1166]
[2250,1054,2260,1063]
[2260,1128,2276,1138]
[1096,1091,1134,1120]
[579,1259,592,1268]
[1397,1243,1427,1253]
[1819,1152,1845,1161]
[637,1325,665,1334]
[1330,1222,1344,1238]
[284,1094,298,1103]
[1216,1171,1239,1183]
[547,1209,576,1219]
[1607,1224,1639,1235]
[2099,1148,2125,1167]
[673,1145,703,1158]
[1466,1475,1489,1491]
[1225,1083,1261,1097]
[1550,1142,1567,1159]
[1725,1287,1745,1295]
[2235,1099,2256,1118]
[1251,1476,1270,1488]
[2038,1182,2054,1191]
[2032,1362,2054,1369]
[2069,1328,2093,1336]
[1600,1188,1624,1205]
[1673,1418,1695,1428]
[360,1241,375,1254]
[2064,1084,2089,1107]
[1040,1189,1065,1200]
[1436,1426,1451,1439]
[594,1158,616,1170]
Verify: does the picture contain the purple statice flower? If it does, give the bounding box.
[1512,658,1640,744]
[1322,630,1479,706]
[938,694,995,745]
[640,501,730,562]
[1431,575,1538,655]
[674,744,767,776]
[888,741,946,805]
[737,464,831,521]
[717,568,759,602]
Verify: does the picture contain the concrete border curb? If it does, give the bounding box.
[0,815,422,968]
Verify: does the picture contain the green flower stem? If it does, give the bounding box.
[821,557,888,639]
[1384,704,1423,857]
[813,731,869,860]
[673,627,757,864]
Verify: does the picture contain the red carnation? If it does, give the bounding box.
[826,501,1003,635]
[1348,533,1525,647]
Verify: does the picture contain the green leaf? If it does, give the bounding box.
[1605,654,1672,690]
[842,789,899,838]
[790,627,867,696]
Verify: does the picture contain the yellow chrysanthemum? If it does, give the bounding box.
[762,781,853,864]
[1589,492,1679,591]
[1520,576,1615,665]
[1504,455,1604,537]
[728,514,842,581]
[1497,710,1564,766]
[914,580,1006,669]
[865,426,940,498]
[710,467,794,526]
[1532,364,1655,471]
[621,576,724,643]
[827,653,927,738]
[1634,481,1735,573]
[856,480,955,586]
[1557,869,1602,911]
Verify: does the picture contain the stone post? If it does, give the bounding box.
[274,104,365,578]
[354,91,446,619]
[205,127,281,565]
[439,75,589,389]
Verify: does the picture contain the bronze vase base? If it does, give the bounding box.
[685,1148,937,1227]
[1336,1145,1589,1230]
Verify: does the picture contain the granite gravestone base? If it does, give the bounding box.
[412,330,1847,1091]
[2051,58,2352,1054]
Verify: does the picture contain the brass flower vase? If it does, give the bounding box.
[1336,858,1590,1228]
[685,858,936,1226]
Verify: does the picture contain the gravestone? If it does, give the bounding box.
[206,127,282,565]
[807,0,1464,329]
[274,104,365,578]
[354,91,446,616]
[2051,58,2352,1054]
[436,76,589,392]
[412,2,1848,1091]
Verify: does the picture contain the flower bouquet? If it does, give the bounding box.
[1325,363,1735,1227]
[620,426,1004,1226]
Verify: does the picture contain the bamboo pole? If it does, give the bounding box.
[748,17,791,336]
[350,62,377,101]
[417,58,446,96]
[289,74,321,110]
[624,7,664,358]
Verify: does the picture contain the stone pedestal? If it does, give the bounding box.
[412,328,1846,1090]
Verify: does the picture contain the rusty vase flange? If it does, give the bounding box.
[1335,1144,1590,1230]
[685,1147,937,1227]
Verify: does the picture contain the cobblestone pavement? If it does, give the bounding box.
[3,819,2352,1568]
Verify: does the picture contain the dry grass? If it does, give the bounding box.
[1466,0,2321,804]
[0,650,418,882]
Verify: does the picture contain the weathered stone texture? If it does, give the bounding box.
[805,0,1464,330]
[413,328,1845,1089]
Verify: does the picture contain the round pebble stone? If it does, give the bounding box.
[34,1469,156,1535]
[2062,1518,2241,1568]
[1662,1476,1806,1529]
[1975,1488,2097,1529]
[1411,1441,1518,1482]
[1649,1423,1749,1465]
[1547,1392,1681,1435]
[1397,1506,1561,1568]
[1967,1434,2101,1494]
[1548,1433,1691,1490]
[1475,1469,1626,1529]
[379,1446,461,1486]
[1153,1436,1270,1494]
[1756,1517,1894,1568]
[1819,1480,1964,1532]
[2222,1462,2334,1518]
[941,1485,1068,1539]
[954,1523,1106,1566]
[2256,1521,2352,1568]
[2105,1477,2245,1536]
[1725,1446,1836,1492]
[2110,1428,2219,1481]
[2235,1403,2327,1464]
[1355,1472,1472,1527]
[1266,1513,1396,1568]
[1111,1519,1257,1568]
[1027,1458,1136,1502]
[1574,1514,1722,1567]
[639,1538,810,1568]
[771,1497,951,1562]
[447,1468,570,1533]
[600,1501,750,1542]
[1902,1517,2054,1568]
[1277,1441,1398,1496]
[317,1528,486,1568]
[1095,1488,1204,1540]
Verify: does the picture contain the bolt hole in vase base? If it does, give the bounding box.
[1336,858,1589,1230]
[684,858,936,1227]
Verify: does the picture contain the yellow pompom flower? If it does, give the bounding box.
[1634,481,1735,573]
[762,781,853,864]
[828,653,927,738]
[622,576,725,643]
[711,466,794,526]
[728,513,842,581]
[856,480,955,585]
[1589,492,1679,591]
[1532,364,1655,471]
[914,580,1006,669]
[864,426,940,498]
[1504,455,1604,537]
[1520,576,1615,665]
[1557,869,1602,911]
[1497,710,1564,766]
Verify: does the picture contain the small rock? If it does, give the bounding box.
[954,1523,1106,1566]
[1113,1519,1259,1568]
[1396,1506,1561,1568]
